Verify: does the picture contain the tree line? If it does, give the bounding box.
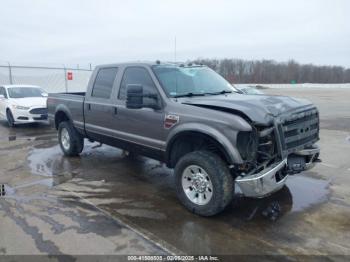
[191,58,350,84]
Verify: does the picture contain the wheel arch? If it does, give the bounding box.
[54,105,73,130]
[6,107,13,118]
[165,124,243,168]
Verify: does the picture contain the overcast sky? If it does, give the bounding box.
[1,0,349,68]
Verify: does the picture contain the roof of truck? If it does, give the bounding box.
[96,61,202,68]
[97,61,172,67]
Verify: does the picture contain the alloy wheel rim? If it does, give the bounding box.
[61,128,70,150]
[181,165,213,205]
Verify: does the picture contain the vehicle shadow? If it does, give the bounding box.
[0,120,53,141]
[219,186,293,224]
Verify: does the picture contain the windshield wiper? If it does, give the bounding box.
[173,92,206,98]
[204,90,233,95]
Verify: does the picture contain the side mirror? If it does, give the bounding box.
[126,84,143,109]
[126,84,161,110]
[144,94,161,110]
[0,94,4,99]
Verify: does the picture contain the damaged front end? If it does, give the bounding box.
[235,107,321,198]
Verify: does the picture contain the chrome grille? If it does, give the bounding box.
[278,108,319,156]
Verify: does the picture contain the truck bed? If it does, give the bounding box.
[49,92,86,98]
[47,92,86,131]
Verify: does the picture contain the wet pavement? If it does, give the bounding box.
[0,88,350,258]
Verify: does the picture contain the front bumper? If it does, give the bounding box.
[236,159,288,198]
[236,144,320,198]
[12,107,48,124]
[293,144,320,171]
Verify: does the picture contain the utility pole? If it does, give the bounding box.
[8,62,13,84]
[63,65,68,93]
[174,36,177,63]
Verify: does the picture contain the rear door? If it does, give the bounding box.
[84,67,120,141]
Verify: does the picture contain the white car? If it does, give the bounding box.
[0,85,48,127]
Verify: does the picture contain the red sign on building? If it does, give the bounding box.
[67,72,73,80]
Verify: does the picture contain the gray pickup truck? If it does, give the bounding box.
[48,62,320,216]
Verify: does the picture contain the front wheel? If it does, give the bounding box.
[58,121,84,156]
[174,151,234,216]
[6,110,15,127]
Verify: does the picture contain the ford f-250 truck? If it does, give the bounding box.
[48,62,321,216]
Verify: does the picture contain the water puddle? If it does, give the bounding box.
[223,175,330,222]
[26,140,330,223]
[8,135,19,141]
[1,134,56,142]
[346,136,350,144]
[27,142,122,187]
[285,175,329,212]
[27,145,82,187]
[0,121,55,142]
[115,208,167,220]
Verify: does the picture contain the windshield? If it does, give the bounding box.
[152,65,238,97]
[8,87,46,98]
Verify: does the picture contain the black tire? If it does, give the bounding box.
[6,109,15,127]
[58,121,84,156]
[174,151,234,216]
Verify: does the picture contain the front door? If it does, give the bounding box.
[114,66,165,152]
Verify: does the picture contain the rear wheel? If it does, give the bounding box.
[6,109,15,127]
[174,151,234,216]
[58,121,84,156]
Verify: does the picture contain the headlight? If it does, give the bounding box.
[237,131,258,161]
[13,105,30,110]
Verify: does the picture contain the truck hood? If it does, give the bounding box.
[181,94,315,125]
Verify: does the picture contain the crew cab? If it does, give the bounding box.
[48,62,321,216]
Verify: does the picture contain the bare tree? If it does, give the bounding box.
[191,58,349,84]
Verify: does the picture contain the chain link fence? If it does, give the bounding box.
[0,63,93,93]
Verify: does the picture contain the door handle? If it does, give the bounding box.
[87,103,91,110]
[113,107,118,115]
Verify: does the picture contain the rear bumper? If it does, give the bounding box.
[236,144,320,198]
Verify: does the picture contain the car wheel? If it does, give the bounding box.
[58,121,84,156]
[174,151,234,216]
[6,109,15,127]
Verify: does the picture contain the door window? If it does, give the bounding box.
[91,68,118,99]
[119,67,158,100]
[0,87,7,98]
